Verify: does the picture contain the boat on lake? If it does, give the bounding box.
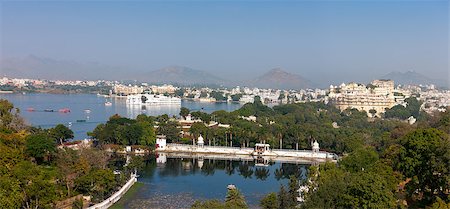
[59,108,71,113]
[76,119,86,122]
[105,101,112,106]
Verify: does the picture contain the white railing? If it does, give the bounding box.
[162,144,338,160]
[166,143,253,151]
[87,173,137,209]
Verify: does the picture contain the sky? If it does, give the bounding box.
[0,0,448,85]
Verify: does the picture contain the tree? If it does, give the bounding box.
[429,197,450,209]
[49,124,74,145]
[341,172,396,208]
[157,121,180,143]
[137,121,156,146]
[231,94,242,102]
[384,97,422,120]
[0,99,26,131]
[288,175,299,207]
[260,192,278,209]
[12,161,58,208]
[180,107,190,118]
[191,187,248,209]
[0,99,14,127]
[369,109,377,117]
[75,169,116,202]
[340,147,379,173]
[174,88,185,97]
[225,188,248,209]
[278,185,290,209]
[190,122,207,139]
[395,128,450,203]
[191,111,211,123]
[191,200,226,209]
[0,176,23,208]
[25,134,56,164]
[117,123,142,145]
[56,149,80,197]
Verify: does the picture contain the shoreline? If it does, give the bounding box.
[87,173,138,209]
[110,182,144,209]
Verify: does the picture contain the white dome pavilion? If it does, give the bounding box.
[197,135,204,146]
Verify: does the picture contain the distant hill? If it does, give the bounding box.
[245,68,314,90]
[381,71,448,88]
[142,66,227,86]
[0,55,127,80]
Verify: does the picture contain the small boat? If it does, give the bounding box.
[44,109,54,112]
[76,119,86,123]
[59,108,71,113]
[84,109,91,113]
[26,108,35,112]
[105,101,112,106]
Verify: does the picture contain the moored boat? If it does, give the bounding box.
[58,108,71,113]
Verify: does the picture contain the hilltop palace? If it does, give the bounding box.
[328,79,398,117]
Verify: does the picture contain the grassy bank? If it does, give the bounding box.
[110,182,144,209]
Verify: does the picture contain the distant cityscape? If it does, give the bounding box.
[2,76,449,117]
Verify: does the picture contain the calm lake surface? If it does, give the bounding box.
[114,154,310,209]
[0,93,242,139]
[1,93,310,208]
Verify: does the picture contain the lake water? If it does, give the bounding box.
[1,93,313,208]
[114,153,310,209]
[0,93,242,139]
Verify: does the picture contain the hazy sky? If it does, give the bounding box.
[1,0,448,85]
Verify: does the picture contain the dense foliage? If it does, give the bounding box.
[191,187,248,209]
[384,97,422,120]
[2,95,450,208]
[89,114,156,146]
[0,99,129,208]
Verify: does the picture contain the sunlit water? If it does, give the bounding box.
[112,154,310,209]
[0,93,242,139]
[1,93,313,208]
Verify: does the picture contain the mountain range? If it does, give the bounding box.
[141,66,227,86]
[1,55,448,89]
[0,55,315,89]
[381,71,448,88]
[245,68,314,90]
[0,55,128,81]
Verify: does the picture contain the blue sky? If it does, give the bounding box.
[1,0,448,84]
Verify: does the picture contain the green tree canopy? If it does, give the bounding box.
[25,133,56,164]
[260,192,278,209]
[180,107,190,118]
[395,128,450,203]
[49,124,74,145]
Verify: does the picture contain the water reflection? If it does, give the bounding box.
[125,103,181,119]
[108,153,313,208]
